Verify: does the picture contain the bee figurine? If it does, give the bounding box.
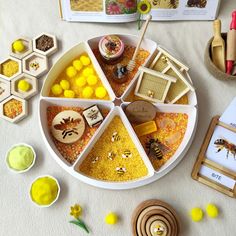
[145,138,169,160]
[214,138,236,159]
[111,131,120,142]
[30,61,40,71]
[91,156,99,164]
[116,167,126,175]
[108,151,115,160]
[122,150,132,158]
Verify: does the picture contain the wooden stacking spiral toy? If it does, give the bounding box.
[131,199,180,236]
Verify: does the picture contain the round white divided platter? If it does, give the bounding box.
[39,34,198,190]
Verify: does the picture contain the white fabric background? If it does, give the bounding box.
[1,1,236,235]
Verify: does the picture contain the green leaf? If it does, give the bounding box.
[69,219,89,234]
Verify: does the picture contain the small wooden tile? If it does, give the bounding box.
[82,105,104,127]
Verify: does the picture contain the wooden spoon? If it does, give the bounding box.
[211,19,226,72]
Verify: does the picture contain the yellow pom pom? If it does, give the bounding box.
[13,40,25,52]
[82,68,94,77]
[87,75,98,86]
[105,212,118,225]
[64,90,75,98]
[206,204,219,218]
[60,79,70,90]
[73,60,83,71]
[95,87,107,99]
[190,208,203,222]
[82,87,93,98]
[80,55,91,66]
[18,79,30,92]
[76,76,87,87]
[66,66,77,78]
[51,84,63,95]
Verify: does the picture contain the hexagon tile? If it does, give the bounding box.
[0,78,11,102]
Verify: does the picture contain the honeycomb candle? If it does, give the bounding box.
[6,144,35,172]
[30,176,60,207]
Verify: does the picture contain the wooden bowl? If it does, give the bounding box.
[204,33,236,80]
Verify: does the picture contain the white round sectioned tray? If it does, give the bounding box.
[39,34,198,190]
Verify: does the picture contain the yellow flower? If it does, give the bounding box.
[70,204,82,219]
[137,0,151,14]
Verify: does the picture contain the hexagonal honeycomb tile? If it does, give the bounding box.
[0,95,28,123]
[11,73,38,100]
[0,78,11,102]
[22,52,48,78]
[10,37,33,60]
[0,57,22,81]
[33,33,58,56]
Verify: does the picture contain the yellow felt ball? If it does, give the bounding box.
[73,60,83,71]
[95,87,107,99]
[66,66,77,78]
[87,75,98,86]
[64,90,75,98]
[190,208,203,222]
[18,79,30,92]
[13,40,25,52]
[206,204,219,218]
[51,84,63,95]
[82,86,93,98]
[76,76,87,87]
[60,79,70,90]
[82,67,94,77]
[105,212,118,225]
[80,55,91,66]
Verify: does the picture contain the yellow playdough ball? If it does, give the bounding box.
[76,76,87,87]
[66,66,77,78]
[190,208,203,222]
[13,40,25,52]
[105,212,118,225]
[60,79,70,90]
[80,55,91,66]
[206,204,219,218]
[87,75,98,86]
[51,84,63,95]
[18,79,30,92]
[64,90,75,98]
[73,59,83,71]
[82,67,94,77]
[82,86,94,98]
[95,87,107,99]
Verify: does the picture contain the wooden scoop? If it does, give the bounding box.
[211,19,226,72]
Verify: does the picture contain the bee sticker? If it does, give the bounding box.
[111,132,120,142]
[214,138,236,159]
[51,110,85,144]
[116,167,126,175]
[145,138,170,160]
[122,150,132,158]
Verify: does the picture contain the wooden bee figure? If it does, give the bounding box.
[214,139,236,159]
[116,167,126,175]
[122,150,132,158]
[91,156,99,164]
[145,138,169,160]
[111,132,120,142]
[54,116,81,139]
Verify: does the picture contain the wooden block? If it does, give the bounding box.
[10,37,33,60]
[22,52,49,78]
[125,100,156,124]
[134,121,157,137]
[82,105,103,127]
[134,66,177,103]
[51,110,85,144]
[33,33,58,57]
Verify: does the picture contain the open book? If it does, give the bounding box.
[59,0,221,22]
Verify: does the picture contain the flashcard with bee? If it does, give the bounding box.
[83,105,103,127]
[206,125,236,172]
[51,110,85,144]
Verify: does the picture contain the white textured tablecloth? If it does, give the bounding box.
[1,1,236,235]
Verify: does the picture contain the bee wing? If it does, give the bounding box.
[54,124,66,130]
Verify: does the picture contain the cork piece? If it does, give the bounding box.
[51,110,85,144]
[132,199,180,236]
[82,104,103,127]
[125,100,156,124]
[134,121,157,137]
